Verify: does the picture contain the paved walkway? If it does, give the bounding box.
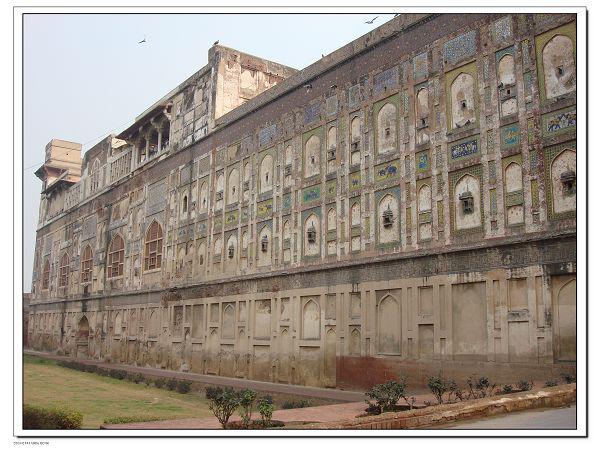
[103,401,368,429]
[24,350,365,403]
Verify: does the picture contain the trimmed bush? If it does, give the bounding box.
[515,380,533,392]
[281,399,311,410]
[176,380,192,394]
[365,379,411,414]
[166,378,178,391]
[205,386,240,429]
[561,373,576,384]
[103,415,162,424]
[501,384,514,394]
[108,369,127,380]
[23,404,83,430]
[154,378,165,389]
[544,379,559,387]
[257,395,274,426]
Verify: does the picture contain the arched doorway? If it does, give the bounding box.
[76,316,90,358]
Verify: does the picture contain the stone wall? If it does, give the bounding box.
[28,12,578,389]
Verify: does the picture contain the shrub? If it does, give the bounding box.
[427,374,449,405]
[257,395,275,426]
[103,415,162,424]
[23,405,83,430]
[446,379,464,402]
[205,387,240,429]
[466,376,496,398]
[154,378,165,389]
[365,379,410,414]
[166,378,178,391]
[237,389,258,428]
[176,380,192,394]
[501,384,514,394]
[544,379,559,387]
[515,380,533,392]
[561,373,576,384]
[108,369,127,380]
[281,399,311,409]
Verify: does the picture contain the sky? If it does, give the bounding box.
[22,13,395,291]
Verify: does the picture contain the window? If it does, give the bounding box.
[306,222,317,243]
[81,245,93,283]
[228,244,235,259]
[459,191,474,214]
[107,234,125,278]
[261,235,269,252]
[560,170,576,196]
[144,221,163,271]
[42,260,50,290]
[90,159,101,192]
[59,253,69,287]
[182,195,188,213]
[382,204,394,228]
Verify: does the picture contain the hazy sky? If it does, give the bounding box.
[23,13,394,291]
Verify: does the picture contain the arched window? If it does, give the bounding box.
[59,253,69,287]
[182,195,188,214]
[144,221,163,271]
[42,259,50,290]
[542,35,575,99]
[450,73,476,128]
[80,245,93,283]
[107,234,125,278]
[90,159,101,193]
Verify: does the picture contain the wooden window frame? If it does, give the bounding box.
[144,221,163,272]
[81,245,93,283]
[107,235,125,278]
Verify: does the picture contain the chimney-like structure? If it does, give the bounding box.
[34,139,82,192]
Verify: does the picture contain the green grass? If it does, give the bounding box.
[23,355,213,429]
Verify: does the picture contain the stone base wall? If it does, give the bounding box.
[26,242,577,390]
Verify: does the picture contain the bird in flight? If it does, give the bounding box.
[365,16,378,24]
[138,36,147,44]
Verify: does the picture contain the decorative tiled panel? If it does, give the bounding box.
[282,193,292,211]
[349,171,362,193]
[374,159,401,183]
[443,30,477,66]
[506,190,524,207]
[197,221,207,238]
[302,184,321,204]
[259,124,277,147]
[325,95,338,117]
[542,107,576,137]
[416,150,431,174]
[500,123,521,150]
[304,102,321,124]
[241,207,249,222]
[373,66,398,96]
[256,198,274,219]
[325,179,337,199]
[180,165,191,185]
[348,84,361,109]
[413,52,429,80]
[213,215,223,233]
[147,178,167,215]
[492,16,512,44]
[81,215,97,241]
[448,136,480,162]
[224,210,239,229]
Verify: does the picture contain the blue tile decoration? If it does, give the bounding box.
[416,150,430,173]
[282,193,292,210]
[373,66,398,97]
[375,159,401,183]
[500,124,520,149]
[302,184,321,203]
[259,124,277,147]
[449,137,480,161]
[348,84,361,109]
[542,107,576,137]
[326,95,338,117]
[443,30,477,66]
[413,52,429,80]
[304,102,321,124]
[492,16,512,44]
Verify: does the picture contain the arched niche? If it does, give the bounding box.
[304,135,321,178]
[454,174,481,230]
[378,295,400,354]
[260,154,273,193]
[551,149,576,214]
[302,299,320,340]
[542,35,576,99]
[303,213,320,256]
[377,103,397,154]
[378,194,399,244]
[450,72,476,128]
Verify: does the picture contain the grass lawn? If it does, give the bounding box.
[23,355,214,429]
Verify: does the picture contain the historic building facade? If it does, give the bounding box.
[27,13,577,389]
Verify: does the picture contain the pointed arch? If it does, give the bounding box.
[450,72,476,128]
[260,154,274,193]
[304,135,321,178]
[58,252,69,287]
[107,234,125,278]
[42,259,50,290]
[418,184,432,212]
[498,54,516,85]
[327,207,337,231]
[227,167,240,204]
[551,148,577,214]
[504,162,523,193]
[351,202,361,226]
[377,102,398,154]
[454,174,481,230]
[416,87,430,120]
[542,34,575,99]
[378,295,400,354]
[148,309,159,337]
[302,299,320,340]
[144,220,163,271]
[199,181,208,212]
[81,244,93,283]
[303,213,320,256]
